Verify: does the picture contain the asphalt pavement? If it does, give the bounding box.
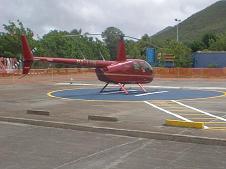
[1,74,226,168]
[1,121,226,169]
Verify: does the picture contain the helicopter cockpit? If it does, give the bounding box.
[133,60,153,73]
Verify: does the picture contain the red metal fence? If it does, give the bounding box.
[154,67,226,78]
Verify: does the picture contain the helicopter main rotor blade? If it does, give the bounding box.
[85,33,102,36]
[123,35,140,40]
[64,33,102,37]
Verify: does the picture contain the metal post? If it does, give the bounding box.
[175,19,181,42]
[49,63,53,81]
[52,66,53,81]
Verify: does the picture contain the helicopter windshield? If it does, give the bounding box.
[142,61,153,72]
[133,61,152,72]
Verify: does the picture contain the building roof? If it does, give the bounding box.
[195,51,226,54]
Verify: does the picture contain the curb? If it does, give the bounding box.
[88,115,118,122]
[0,116,226,146]
[27,110,50,116]
[165,119,204,129]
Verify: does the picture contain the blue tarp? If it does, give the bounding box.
[146,48,155,65]
[193,52,226,68]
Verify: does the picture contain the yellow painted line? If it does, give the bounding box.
[179,114,208,116]
[165,119,204,129]
[207,127,226,130]
[47,91,56,98]
[162,109,194,112]
[154,102,173,104]
[153,104,176,105]
[203,122,226,124]
[189,118,216,120]
[207,129,226,131]
[165,108,190,110]
[170,109,197,113]
[169,110,198,113]
[154,105,179,107]
[162,110,189,112]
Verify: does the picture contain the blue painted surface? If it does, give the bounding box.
[146,48,155,65]
[50,88,222,101]
[193,52,226,68]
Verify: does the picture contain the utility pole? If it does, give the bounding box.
[175,18,181,42]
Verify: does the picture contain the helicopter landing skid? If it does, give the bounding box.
[138,83,147,93]
[99,83,109,93]
[118,83,128,94]
[99,83,128,94]
[99,83,147,95]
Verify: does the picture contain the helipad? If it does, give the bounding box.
[48,88,223,101]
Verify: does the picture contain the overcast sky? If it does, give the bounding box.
[0,0,219,38]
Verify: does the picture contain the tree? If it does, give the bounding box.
[70,28,82,35]
[35,30,110,68]
[160,40,192,67]
[209,33,226,51]
[125,40,140,59]
[0,20,35,59]
[201,33,217,49]
[189,40,205,52]
[102,27,124,60]
[137,34,156,59]
[36,30,76,57]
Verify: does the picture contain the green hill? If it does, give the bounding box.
[152,0,226,43]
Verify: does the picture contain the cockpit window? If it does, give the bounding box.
[133,62,141,70]
[142,61,153,72]
[133,61,152,72]
[135,61,152,72]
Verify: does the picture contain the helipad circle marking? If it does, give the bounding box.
[47,88,224,102]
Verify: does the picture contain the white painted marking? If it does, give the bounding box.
[100,90,137,95]
[102,140,151,169]
[171,100,226,122]
[0,121,29,127]
[135,91,168,97]
[144,101,208,129]
[53,138,143,169]
[144,101,192,122]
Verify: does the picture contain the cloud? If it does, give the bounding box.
[0,0,219,38]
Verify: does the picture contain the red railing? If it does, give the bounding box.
[153,67,226,78]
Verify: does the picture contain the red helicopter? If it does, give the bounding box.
[21,35,154,94]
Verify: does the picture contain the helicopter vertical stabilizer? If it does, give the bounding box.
[116,37,126,61]
[21,35,33,74]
